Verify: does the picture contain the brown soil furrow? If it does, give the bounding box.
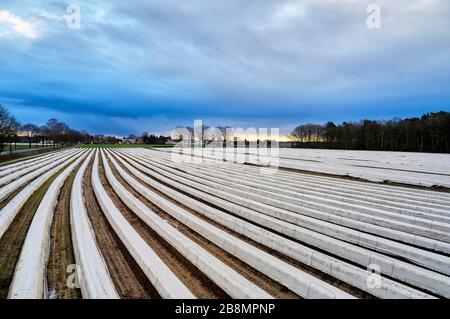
[46,163,82,299]
[0,169,63,299]
[107,151,298,299]
[98,153,226,299]
[83,156,160,299]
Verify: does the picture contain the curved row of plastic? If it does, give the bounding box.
[151,148,450,208]
[90,151,195,299]
[8,149,90,298]
[165,147,450,187]
[126,150,450,273]
[106,150,354,299]
[70,151,119,299]
[138,152,450,244]
[0,149,75,186]
[101,149,272,299]
[0,149,83,240]
[0,149,79,203]
[0,150,65,178]
[114,148,450,298]
[110,150,436,299]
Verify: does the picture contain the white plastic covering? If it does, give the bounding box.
[108,150,354,299]
[133,151,450,265]
[0,149,79,203]
[0,150,66,178]
[102,149,272,299]
[3,146,448,299]
[114,148,450,298]
[144,153,450,233]
[159,147,450,187]
[135,154,450,243]
[70,151,119,299]
[0,149,83,240]
[91,150,194,299]
[0,149,74,186]
[109,150,434,299]
[8,150,90,299]
[171,155,450,223]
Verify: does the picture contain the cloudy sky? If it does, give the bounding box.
[0,0,449,136]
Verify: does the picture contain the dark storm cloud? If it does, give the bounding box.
[0,0,449,135]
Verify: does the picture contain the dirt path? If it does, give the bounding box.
[83,156,160,299]
[46,163,82,299]
[99,154,227,299]
[107,153,299,299]
[0,169,62,299]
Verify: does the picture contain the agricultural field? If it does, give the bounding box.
[167,147,450,188]
[0,146,450,299]
[79,144,174,149]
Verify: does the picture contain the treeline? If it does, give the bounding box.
[0,105,92,154]
[141,132,171,144]
[291,111,450,153]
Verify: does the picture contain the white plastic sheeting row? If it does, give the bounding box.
[2,146,448,299]
[173,155,450,223]
[0,149,83,240]
[150,150,450,226]
[0,150,65,178]
[91,151,195,299]
[0,149,74,186]
[8,150,90,299]
[115,148,450,298]
[155,148,450,198]
[0,149,79,203]
[138,153,450,244]
[101,150,272,299]
[110,150,434,299]
[107,150,354,299]
[70,151,119,299]
[128,151,450,272]
[149,153,450,230]
[162,147,450,187]
[0,148,67,172]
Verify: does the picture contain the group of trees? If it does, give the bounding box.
[0,105,92,154]
[291,111,450,153]
[141,132,170,144]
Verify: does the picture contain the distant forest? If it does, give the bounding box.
[291,111,450,153]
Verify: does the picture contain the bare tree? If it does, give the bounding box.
[46,118,69,147]
[0,105,20,155]
[39,125,50,146]
[0,105,11,154]
[8,116,21,154]
[21,123,40,148]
